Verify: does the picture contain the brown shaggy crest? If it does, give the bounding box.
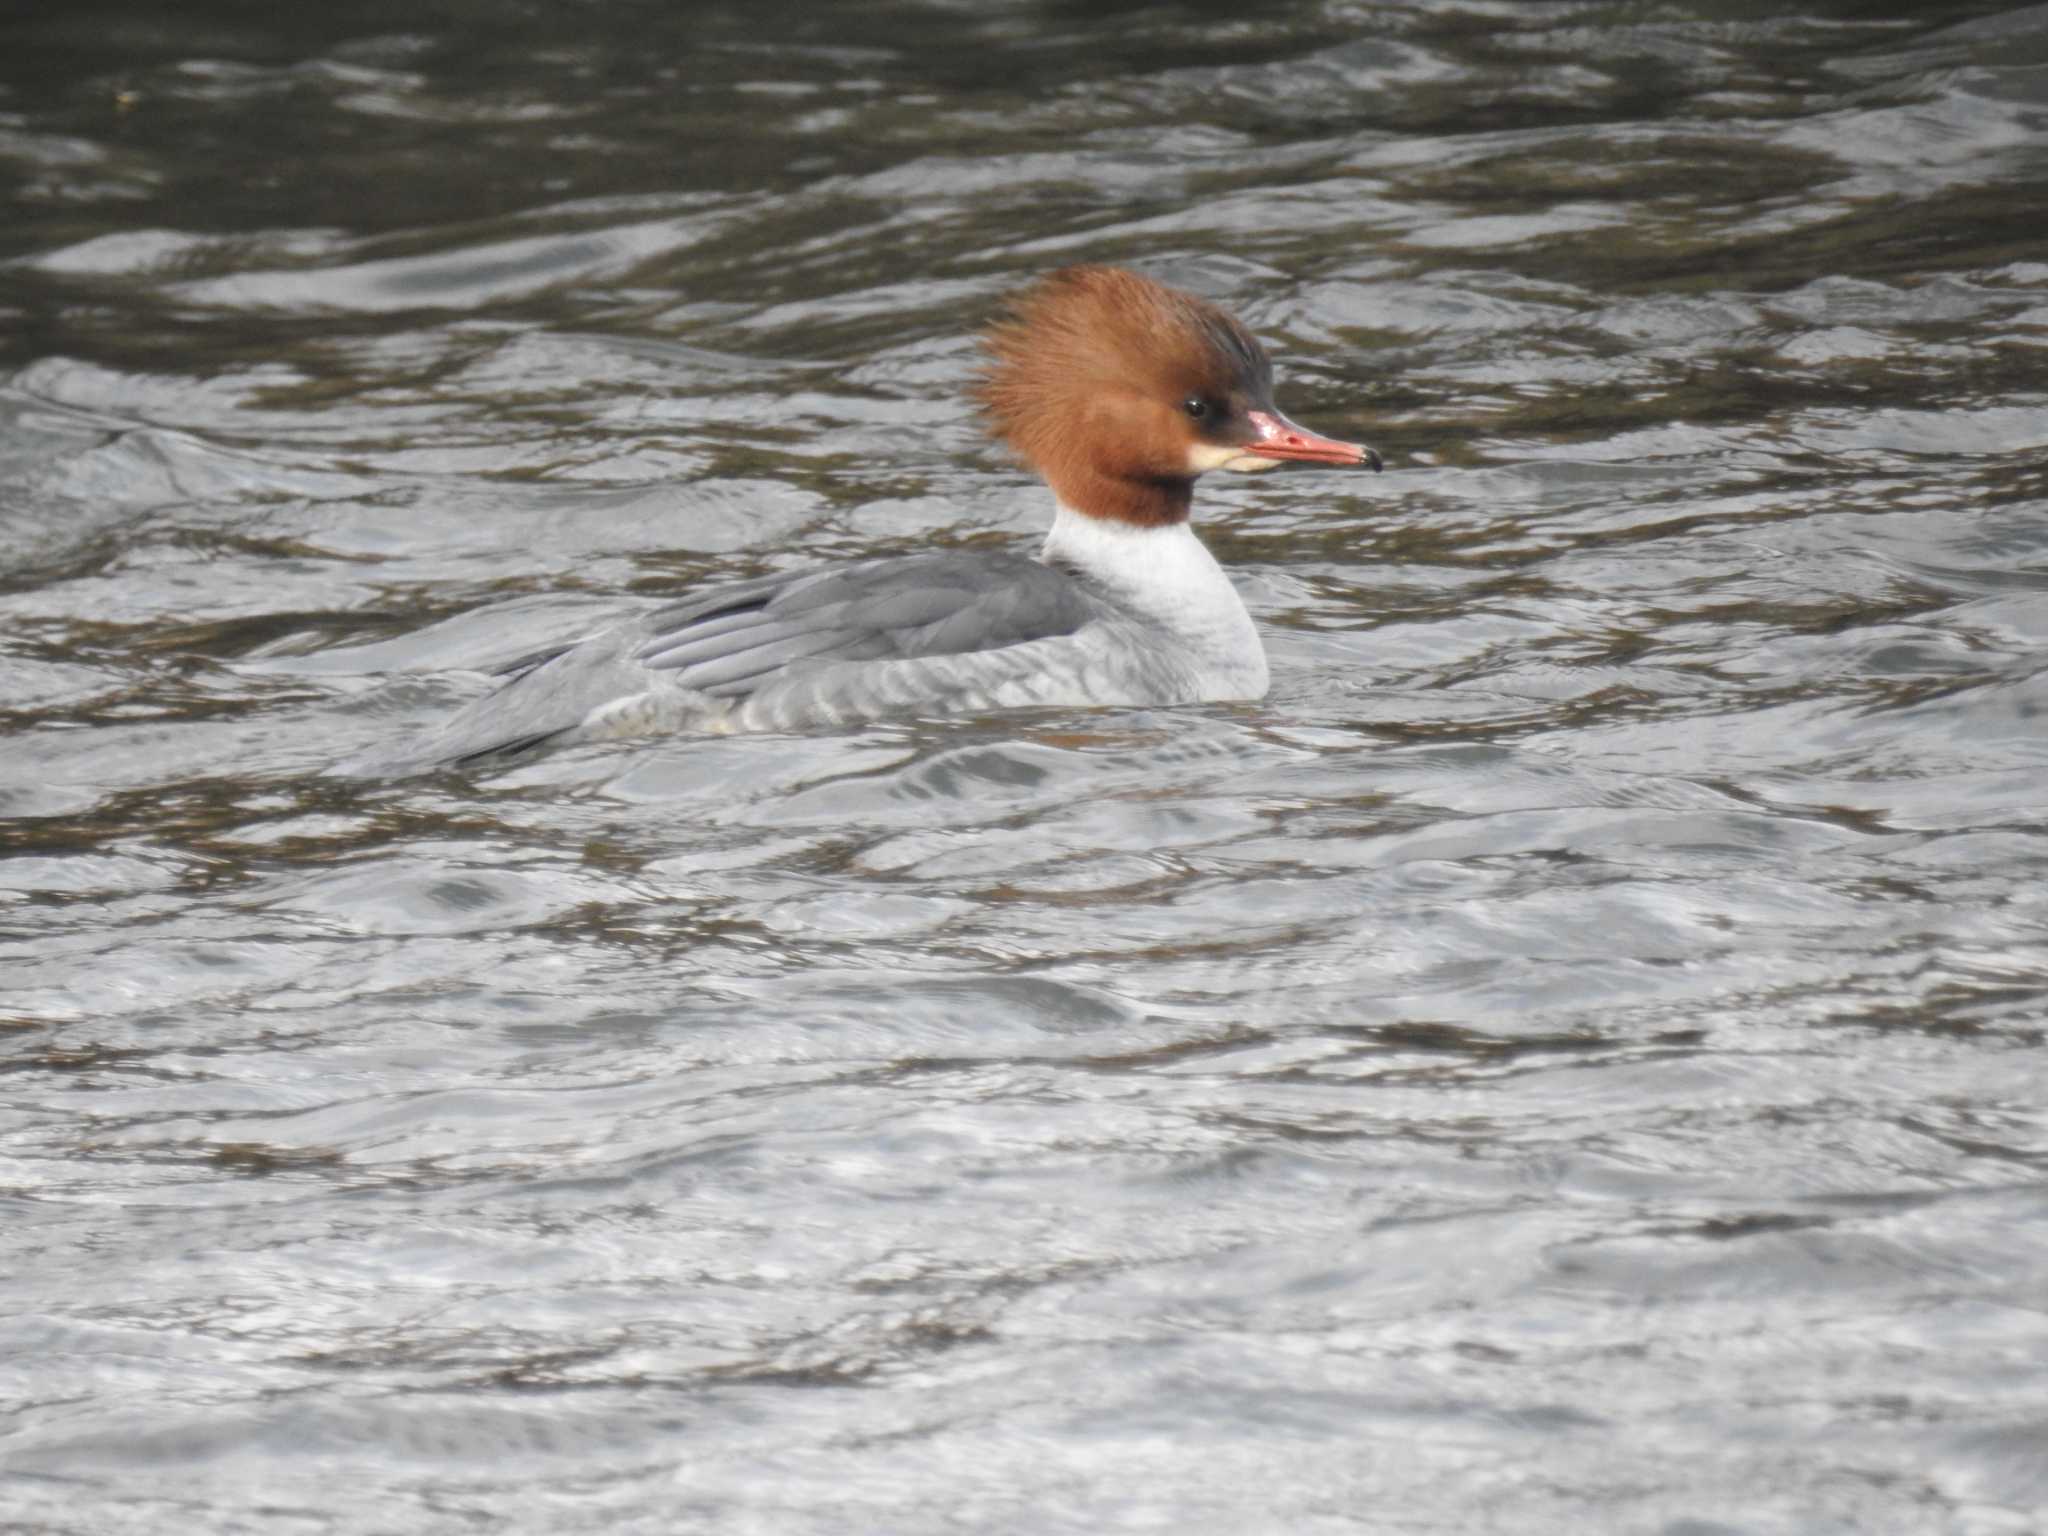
[978,266,1276,528]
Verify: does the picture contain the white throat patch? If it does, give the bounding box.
[1184,441,1283,474]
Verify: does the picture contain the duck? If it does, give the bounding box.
[353,265,1380,774]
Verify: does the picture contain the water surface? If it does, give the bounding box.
[4,3,2047,1532]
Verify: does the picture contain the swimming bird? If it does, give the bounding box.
[356,266,1380,774]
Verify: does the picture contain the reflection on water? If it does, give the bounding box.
[4,2,2048,1531]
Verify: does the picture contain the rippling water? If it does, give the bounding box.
[5,3,2048,1531]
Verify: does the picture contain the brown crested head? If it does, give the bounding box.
[977,266,1276,528]
[977,266,1377,528]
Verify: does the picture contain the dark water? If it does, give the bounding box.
[5,2,2048,1531]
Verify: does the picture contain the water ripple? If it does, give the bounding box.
[5,3,2048,1532]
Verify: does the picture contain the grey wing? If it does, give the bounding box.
[351,551,1099,774]
[484,567,804,686]
[632,550,1101,696]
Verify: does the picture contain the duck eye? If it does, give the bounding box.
[1182,396,1211,421]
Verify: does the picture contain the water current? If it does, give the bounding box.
[3,3,2047,1531]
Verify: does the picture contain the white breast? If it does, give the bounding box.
[1039,503,1269,700]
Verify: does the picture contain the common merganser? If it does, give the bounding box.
[355,266,1380,774]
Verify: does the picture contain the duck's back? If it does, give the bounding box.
[347,549,1107,775]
